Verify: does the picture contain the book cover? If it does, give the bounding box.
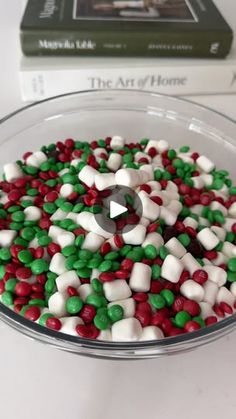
[20,0,233,58]
[19,53,236,101]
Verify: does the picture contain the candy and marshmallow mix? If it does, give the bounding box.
[0,135,236,342]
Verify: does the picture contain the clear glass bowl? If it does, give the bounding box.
[0,90,236,359]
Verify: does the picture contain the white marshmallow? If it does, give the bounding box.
[66,212,78,223]
[115,168,141,188]
[3,163,24,182]
[199,302,215,319]
[139,164,154,181]
[60,316,84,336]
[196,155,215,173]
[144,139,159,153]
[56,270,80,293]
[90,215,115,239]
[49,253,67,275]
[161,254,184,283]
[210,201,228,216]
[230,282,236,298]
[139,326,164,341]
[122,224,146,245]
[210,226,226,242]
[147,181,161,192]
[60,183,74,198]
[177,153,193,164]
[141,196,160,222]
[95,173,116,191]
[106,153,122,171]
[111,318,142,341]
[48,225,66,243]
[108,298,136,319]
[224,217,236,232]
[103,280,132,302]
[135,152,151,163]
[216,287,235,306]
[203,265,227,287]
[203,280,218,305]
[50,208,68,221]
[197,228,219,250]
[81,232,104,252]
[212,252,227,266]
[180,280,204,302]
[228,202,236,217]
[142,232,164,249]
[191,204,204,216]
[181,253,201,275]
[139,217,150,227]
[110,135,125,150]
[200,174,213,186]
[165,237,187,259]
[222,242,236,258]
[98,330,112,341]
[198,217,210,227]
[191,176,204,189]
[78,284,93,301]
[26,151,47,168]
[48,292,67,317]
[0,230,17,247]
[167,200,182,215]
[76,212,94,231]
[129,262,152,292]
[183,217,198,229]
[57,231,75,248]
[160,207,177,226]
[23,206,42,221]
[157,140,169,153]
[78,165,99,187]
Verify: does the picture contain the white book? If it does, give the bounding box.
[19,53,236,102]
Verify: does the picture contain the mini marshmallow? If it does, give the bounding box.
[78,165,99,187]
[111,318,142,341]
[216,287,235,306]
[129,262,152,292]
[103,280,132,302]
[191,176,204,189]
[181,253,201,275]
[115,168,142,188]
[167,200,182,215]
[210,226,227,242]
[3,163,24,182]
[142,232,164,249]
[139,326,164,341]
[166,181,178,193]
[147,181,161,192]
[141,196,160,222]
[165,237,187,259]
[0,230,17,247]
[135,152,151,163]
[122,224,146,245]
[26,151,47,168]
[76,212,94,231]
[60,183,74,198]
[49,253,67,275]
[144,139,159,153]
[161,254,184,283]
[57,231,75,248]
[90,214,115,239]
[48,292,67,317]
[200,174,213,186]
[212,252,227,266]
[157,140,169,153]
[58,168,69,176]
[139,164,154,181]
[230,282,236,298]
[160,207,177,226]
[191,205,204,216]
[199,302,215,319]
[98,330,112,341]
[228,202,236,217]
[90,269,100,280]
[66,212,78,223]
[222,242,236,258]
[108,298,135,319]
[95,173,116,191]
[203,280,218,306]
[210,201,228,216]
[196,155,215,173]
[56,270,80,293]
[139,217,150,227]
[224,217,236,232]
[180,280,204,302]
[24,206,42,221]
[48,225,65,243]
[183,217,198,229]
[81,232,104,252]
[110,135,125,150]
[203,265,227,287]
[197,228,219,250]
[198,217,210,227]
[50,208,68,221]
[106,153,122,171]
[78,284,93,301]
[60,317,84,336]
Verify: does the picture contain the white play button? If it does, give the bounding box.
[110,201,128,219]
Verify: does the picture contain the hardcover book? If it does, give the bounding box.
[20,0,233,58]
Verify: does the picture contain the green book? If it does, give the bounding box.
[20,0,233,58]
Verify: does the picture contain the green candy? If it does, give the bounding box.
[192,316,205,328]
[39,313,54,326]
[11,211,25,222]
[149,294,166,309]
[144,244,157,260]
[78,249,93,260]
[179,145,190,153]
[21,227,35,241]
[5,278,17,293]
[159,246,169,260]
[43,202,57,214]
[1,291,13,306]
[0,248,11,261]
[86,294,106,308]
[104,251,119,261]
[45,278,56,294]
[160,289,175,307]
[65,255,78,270]
[94,313,110,330]
[228,258,236,273]
[60,202,73,212]
[38,235,52,247]
[18,250,33,264]
[29,299,46,307]
[31,259,49,275]
[75,234,85,248]
[91,278,103,293]
[151,264,161,279]
[66,296,83,314]
[175,311,191,328]
[98,260,112,272]
[76,268,91,278]
[107,305,124,322]
[178,233,191,247]
[61,245,77,257]
[167,149,177,160]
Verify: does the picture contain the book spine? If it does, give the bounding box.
[20,63,236,102]
[20,30,232,58]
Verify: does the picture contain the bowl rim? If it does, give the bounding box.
[0,88,236,352]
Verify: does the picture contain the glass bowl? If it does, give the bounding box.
[0,89,236,360]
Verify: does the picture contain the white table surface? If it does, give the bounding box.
[0,1,236,419]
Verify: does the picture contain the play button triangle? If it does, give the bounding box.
[110,201,128,219]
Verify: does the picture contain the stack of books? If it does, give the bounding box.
[19,0,235,101]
